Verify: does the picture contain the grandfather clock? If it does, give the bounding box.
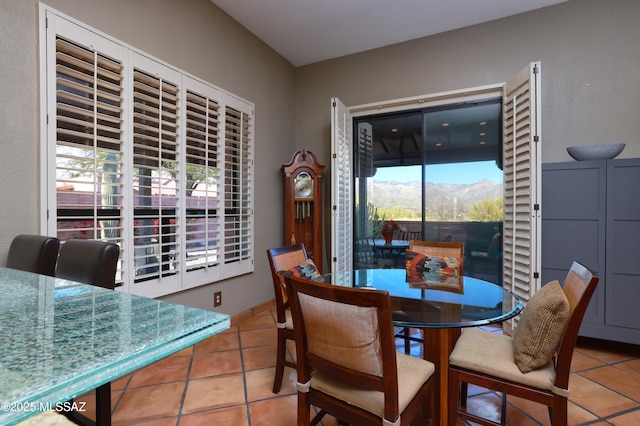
[281,150,325,272]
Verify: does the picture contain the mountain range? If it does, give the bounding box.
[370,179,503,215]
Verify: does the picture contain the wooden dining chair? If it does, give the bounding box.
[284,274,436,426]
[266,243,311,394]
[396,240,465,354]
[6,234,60,277]
[408,240,465,275]
[447,261,599,426]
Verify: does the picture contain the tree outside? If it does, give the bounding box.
[468,197,503,222]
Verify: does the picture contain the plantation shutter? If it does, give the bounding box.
[183,86,222,275]
[331,97,353,272]
[52,31,124,285]
[44,8,255,297]
[355,122,374,238]
[502,61,542,332]
[131,56,181,293]
[223,102,254,270]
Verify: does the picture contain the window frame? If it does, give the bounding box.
[39,5,254,297]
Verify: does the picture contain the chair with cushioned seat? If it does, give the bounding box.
[447,261,599,426]
[56,238,120,425]
[266,243,313,394]
[407,240,465,274]
[396,240,465,354]
[285,274,436,426]
[7,234,60,277]
[56,239,120,289]
[16,409,77,426]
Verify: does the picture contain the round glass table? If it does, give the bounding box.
[322,268,522,328]
[321,268,523,423]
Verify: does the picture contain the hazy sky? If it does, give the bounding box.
[372,161,503,185]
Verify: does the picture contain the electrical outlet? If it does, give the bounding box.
[214,291,222,307]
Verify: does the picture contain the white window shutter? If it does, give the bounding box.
[130,55,182,295]
[43,7,254,297]
[331,97,353,273]
[183,84,222,276]
[502,61,542,332]
[222,101,254,273]
[51,33,125,286]
[355,121,374,239]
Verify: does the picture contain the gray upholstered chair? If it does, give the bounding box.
[7,234,60,277]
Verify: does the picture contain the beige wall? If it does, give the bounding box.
[1,0,639,316]
[0,0,295,315]
[295,0,640,166]
[294,0,640,270]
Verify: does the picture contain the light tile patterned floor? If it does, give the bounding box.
[73,303,640,425]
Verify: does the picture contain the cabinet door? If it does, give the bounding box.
[541,161,606,326]
[606,158,640,329]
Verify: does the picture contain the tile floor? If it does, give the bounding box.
[73,302,640,425]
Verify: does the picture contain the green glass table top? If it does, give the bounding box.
[0,267,230,425]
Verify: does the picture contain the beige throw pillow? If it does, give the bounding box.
[513,280,570,373]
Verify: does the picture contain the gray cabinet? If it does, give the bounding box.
[542,158,640,344]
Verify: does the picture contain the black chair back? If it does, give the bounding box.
[56,239,120,289]
[7,234,60,277]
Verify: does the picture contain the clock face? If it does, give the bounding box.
[294,171,314,198]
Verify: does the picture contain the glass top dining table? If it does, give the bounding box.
[322,268,523,424]
[322,268,522,328]
[0,267,230,426]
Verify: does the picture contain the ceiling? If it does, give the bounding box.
[210,0,567,67]
[210,0,564,169]
[358,100,502,169]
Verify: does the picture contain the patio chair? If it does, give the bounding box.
[397,230,422,241]
[355,238,395,269]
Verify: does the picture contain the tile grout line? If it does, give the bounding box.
[107,304,640,425]
[238,322,254,426]
[174,344,197,425]
[110,373,132,417]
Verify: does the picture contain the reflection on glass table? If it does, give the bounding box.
[369,239,410,266]
[323,268,520,327]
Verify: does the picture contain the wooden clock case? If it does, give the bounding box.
[281,150,325,272]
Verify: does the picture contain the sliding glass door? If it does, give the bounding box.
[353,99,504,284]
